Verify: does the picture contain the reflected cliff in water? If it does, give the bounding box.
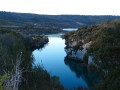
[33,34,101,89]
[64,56,101,89]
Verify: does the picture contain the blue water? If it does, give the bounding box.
[62,28,78,31]
[32,36,99,89]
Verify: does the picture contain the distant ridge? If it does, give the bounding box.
[0,11,120,28]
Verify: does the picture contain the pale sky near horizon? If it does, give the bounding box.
[0,0,120,15]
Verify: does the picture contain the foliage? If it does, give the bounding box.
[64,20,120,90]
[0,74,9,90]
[0,29,64,90]
[88,20,120,89]
[20,65,51,90]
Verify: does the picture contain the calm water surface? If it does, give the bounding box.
[32,36,99,89]
[62,28,78,31]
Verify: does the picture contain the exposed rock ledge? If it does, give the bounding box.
[29,35,49,50]
[65,41,93,64]
[62,25,100,64]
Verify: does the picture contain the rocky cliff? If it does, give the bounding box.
[63,25,100,63]
[29,35,49,50]
[63,20,120,65]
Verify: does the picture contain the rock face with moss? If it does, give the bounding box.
[63,20,120,90]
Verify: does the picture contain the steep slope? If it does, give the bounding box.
[63,20,120,90]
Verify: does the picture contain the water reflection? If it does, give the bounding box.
[64,56,101,89]
[33,36,100,89]
[64,57,88,78]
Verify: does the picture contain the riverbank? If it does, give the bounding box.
[0,29,65,90]
[33,35,101,90]
[62,20,120,90]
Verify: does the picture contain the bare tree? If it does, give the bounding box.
[2,51,22,90]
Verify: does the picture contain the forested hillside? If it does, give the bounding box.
[0,11,120,28]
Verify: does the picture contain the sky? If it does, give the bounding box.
[0,0,120,15]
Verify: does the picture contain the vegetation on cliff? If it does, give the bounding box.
[89,20,120,90]
[63,20,120,90]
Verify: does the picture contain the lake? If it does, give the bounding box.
[62,28,78,31]
[32,35,100,89]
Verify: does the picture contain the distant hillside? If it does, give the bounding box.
[0,11,120,28]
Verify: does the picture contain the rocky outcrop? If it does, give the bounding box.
[65,41,92,63]
[29,35,49,50]
[63,25,101,63]
[63,20,120,90]
[63,20,120,65]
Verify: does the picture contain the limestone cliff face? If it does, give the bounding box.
[63,20,120,64]
[63,25,102,63]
